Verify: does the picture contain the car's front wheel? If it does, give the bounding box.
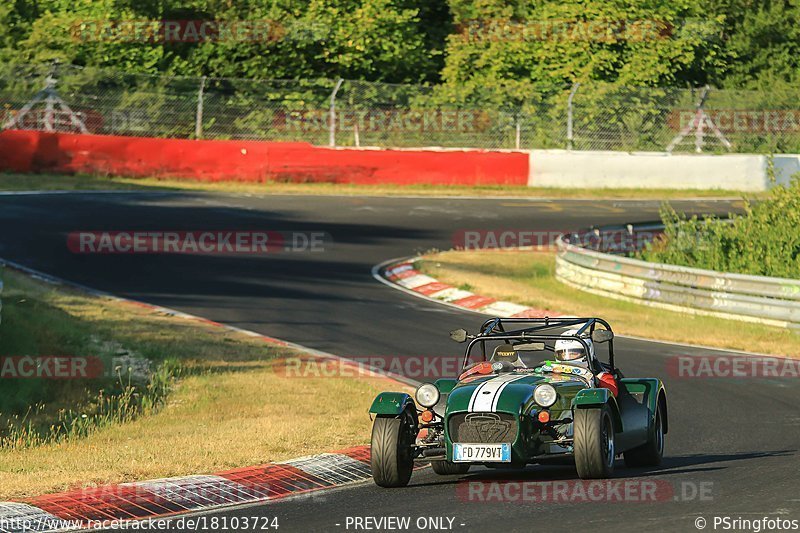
[431,460,470,476]
[371,410,416,488]
[574,404,616,479]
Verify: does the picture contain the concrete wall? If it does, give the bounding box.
[528,149,770,191]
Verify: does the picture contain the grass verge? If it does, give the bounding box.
[0,172,753,199]
[0,267,407,500]
[418,249,800,357]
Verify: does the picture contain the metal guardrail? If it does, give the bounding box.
[555,224,800,328]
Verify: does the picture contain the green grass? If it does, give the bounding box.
[0,172,756,199]
[419,249,800,357]
[0,267,405,499]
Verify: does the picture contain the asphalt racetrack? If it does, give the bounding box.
[1,192,797,532]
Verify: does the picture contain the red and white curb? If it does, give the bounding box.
[0,447,372,532]
[374,256,791,361]
[375,256,563,319]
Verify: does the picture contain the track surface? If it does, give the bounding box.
[1,192,797,532]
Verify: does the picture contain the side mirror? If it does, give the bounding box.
[449,329,469,343]
[513,342,546,352]
[591,330,614,343]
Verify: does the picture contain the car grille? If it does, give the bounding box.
[449,413,518,444]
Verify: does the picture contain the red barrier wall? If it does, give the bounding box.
[0,130,528,186]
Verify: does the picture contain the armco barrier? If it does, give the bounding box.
[555,229,800,328]
[0,130,529,186]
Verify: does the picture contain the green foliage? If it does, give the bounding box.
[439,0,727,100]
[1,0,799,90]
[0,0,448,83]
[640,175,800,278]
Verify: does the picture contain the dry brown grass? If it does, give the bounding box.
[419,249,800,357]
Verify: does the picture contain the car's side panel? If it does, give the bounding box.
[369,392,414,415]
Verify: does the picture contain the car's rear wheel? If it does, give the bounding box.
[371,410,415,488]
[574,404,615,479]
[624,402,665,468]
[431,460,470,476]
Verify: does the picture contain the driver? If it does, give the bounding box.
[553,330,619,396]
[553,329,594,369]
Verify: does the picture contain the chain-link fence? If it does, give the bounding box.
[1,62,799,153]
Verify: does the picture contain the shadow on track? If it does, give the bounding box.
[404,449,794,489]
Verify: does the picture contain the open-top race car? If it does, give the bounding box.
[368,317,668,487]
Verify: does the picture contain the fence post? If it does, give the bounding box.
[515,115,521,150]
[329,78,344,147]
[195,76,206,140]
[567,82,580,150]
[44,79,55,132]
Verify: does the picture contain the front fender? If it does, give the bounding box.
[573,388,623,431]
[369,392,415,416]
[433,378,457,394]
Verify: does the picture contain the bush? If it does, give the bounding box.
[640,176,800,279]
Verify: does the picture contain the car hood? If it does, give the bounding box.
[446,372,587,415]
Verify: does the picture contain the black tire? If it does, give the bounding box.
[624,403,665,468]
[431,460,470,476]
[574,404,616,479]
[370,411,415,488]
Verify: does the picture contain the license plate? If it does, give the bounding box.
[453,443,511,462]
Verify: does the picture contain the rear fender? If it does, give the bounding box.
[620,378,668,435]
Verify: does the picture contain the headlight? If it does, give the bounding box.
[534,384,557,407]
[415,383,440,408]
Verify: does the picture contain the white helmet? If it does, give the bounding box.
[554,329,594,363]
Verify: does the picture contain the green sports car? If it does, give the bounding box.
[368,317,668,487]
